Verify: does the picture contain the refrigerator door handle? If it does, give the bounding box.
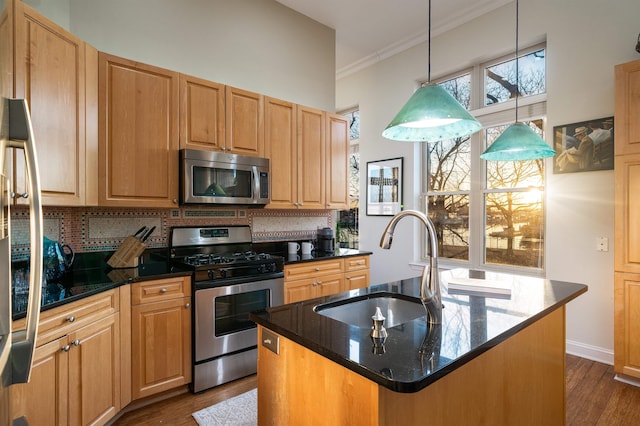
[6,99,43,384]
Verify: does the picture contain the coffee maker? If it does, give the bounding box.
[316,227,335,255]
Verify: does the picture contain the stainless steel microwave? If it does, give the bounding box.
[180,149,270,205]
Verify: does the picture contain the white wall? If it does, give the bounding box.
[27,0,336,111]
[337,0,640,363]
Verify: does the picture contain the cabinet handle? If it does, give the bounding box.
[72,339,80,346]
[346,276,351,280]
[172,199,178,204]
[18,192,29,199]
[317,281,322,286]
[67,316,75,323]
[315,267,320,271]
[62,345,71,352]
[160,288,167,293]
[185,303,190,308]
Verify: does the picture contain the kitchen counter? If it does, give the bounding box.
[250,268,587,393]
[10,250,191,320]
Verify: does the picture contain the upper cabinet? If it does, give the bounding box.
[615,60,640,156]
[264,96,297,208]
[325,113,349,210]
[98,53,179,207]
[225,86,264,157]
[10,0,97,206]
[297,105,326,209]
[179,74,225,151]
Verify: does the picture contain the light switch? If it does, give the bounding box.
[596,237,609,252]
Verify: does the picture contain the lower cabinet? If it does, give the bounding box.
[11,290,121,426]
[130,277,192,400]
[614,272,640,379]
[284,256,371,304]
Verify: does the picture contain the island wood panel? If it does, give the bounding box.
[264,96,297,208]
[179,74,225,151]
[325,112,349,210]
[614,60,640,156]
[14,0,88,205]
[258,307,566,426]
[297,105,325,209]
[98,52,179,207]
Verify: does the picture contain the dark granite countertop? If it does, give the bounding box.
[11,250,191,320]
[250,268,588,393]
[251,242,372,265]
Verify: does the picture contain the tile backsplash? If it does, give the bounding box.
[10,205,333,260]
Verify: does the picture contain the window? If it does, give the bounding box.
[423,44,546,274]
[337,109,360,249]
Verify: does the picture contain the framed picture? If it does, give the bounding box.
[366,157,403,216]
[553,116,614,174]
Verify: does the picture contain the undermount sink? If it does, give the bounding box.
[314,293,427,328]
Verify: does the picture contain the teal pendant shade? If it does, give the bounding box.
[382,84,482,142]
[480,122,555,161]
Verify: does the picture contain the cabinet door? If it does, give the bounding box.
[225,86,264,156]
[11,337,69,425]
[615,59,640,156]
[614,272,640,378]
[297,105,325,209]
[98,52,179,207]
[325,113,349,210]
[614,154,640,274]
[179,74,225,151]
[316,273,344,297]
[131,297,192,399]
[68,313,120,426]
[345,270,370,291]
[14,1,88,206]
[284,277,316,304]
[265,96,297,208]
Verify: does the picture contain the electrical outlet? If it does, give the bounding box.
[596,237,609,252]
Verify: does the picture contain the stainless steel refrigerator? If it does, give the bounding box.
[0,97,44,425]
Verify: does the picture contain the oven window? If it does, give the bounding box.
[215,289,269,336]
[193,166,252,198]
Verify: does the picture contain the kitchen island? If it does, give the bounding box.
[250,269,587,425]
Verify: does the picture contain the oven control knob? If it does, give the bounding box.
[208,270,216,280]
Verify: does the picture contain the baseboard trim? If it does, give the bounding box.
[566,339,613,365]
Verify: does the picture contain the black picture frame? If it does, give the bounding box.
[366,157,403,216]
[553,116,614,174]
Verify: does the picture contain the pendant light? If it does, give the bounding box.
[480,0,555,161]
[382,0,482,142]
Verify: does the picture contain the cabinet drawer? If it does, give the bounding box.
[132,276,191,305]
[35,289,119,347]
[285,259,344,280]
[344,256,369,272]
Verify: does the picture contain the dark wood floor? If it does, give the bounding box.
[112,355,640,425]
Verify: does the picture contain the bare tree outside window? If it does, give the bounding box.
[337,110,360,249]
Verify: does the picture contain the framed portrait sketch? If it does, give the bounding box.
[553,116,614,174]
[366,157,403,216]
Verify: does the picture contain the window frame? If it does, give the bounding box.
[421,42,547,277]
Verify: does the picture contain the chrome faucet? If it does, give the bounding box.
[379,210,442,325]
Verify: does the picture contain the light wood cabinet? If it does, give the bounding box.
[614,58,640,381]
[8,0,97,206]
[179,74,225,151]
[11,289,121,425]
[325,113,350,210]
[344,255,370,290]
[98,52,179,207]
[225,86,264,156]
[264,96,297,208]
[130,277,191,399]
[284,256,370,303]
[296,105,325,209]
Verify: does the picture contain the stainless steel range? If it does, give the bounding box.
[169,225,284,392]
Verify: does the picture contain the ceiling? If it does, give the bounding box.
[275,0,512,78]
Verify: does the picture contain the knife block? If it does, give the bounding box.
[107,236,146,268]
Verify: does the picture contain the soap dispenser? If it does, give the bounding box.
[370,307,388,340]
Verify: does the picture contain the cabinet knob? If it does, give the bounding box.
[185,303,190,308]
[160,288,167,293]
[315,267,320,271]
[72,339,80,346]
[67,316,75,323]
[346,276,351,280]
[317,281,322,286]
[173,199,178,204]
[17,192,28,199]
[62,345,71,352]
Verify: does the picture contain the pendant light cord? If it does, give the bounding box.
[515,0,519,122]
[427,0,432,83]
